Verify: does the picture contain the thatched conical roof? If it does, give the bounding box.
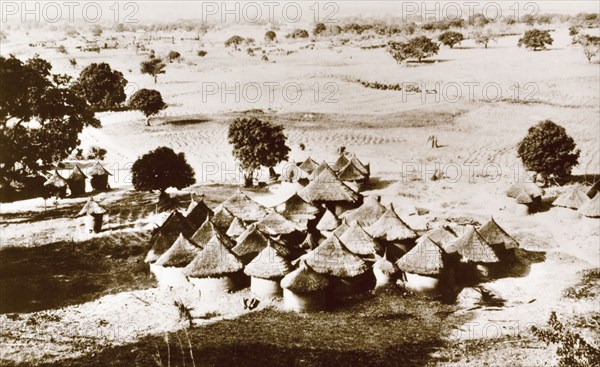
[226,217,247,238]
[366,204,417,242]
[316,208,340,231]
[191,220,232,249]
[340,196,386,226]
[515,191,533,204]
[278,193,320,218]
[298,157,320,175]
[232,225,291,260]
[300,165,360,204]
[331,154,350,172]
[44,170,68,188]
[332,220,350,238]
[280,261,329,293]
[478,218,519,250]
[77,198,107,216]
[257,210,300,235]
[553,186,590,209]
[220,189,268,222]
[578,193,600,218]
[417,226,457,247]
[506,182,542,199]
[337,161,368,182]
[88,161,111,176]
[211,206,236,232]
[350,155,369,176]
[158,211,196,238]
[145,233,172,263]
[304,235,369,277]
[68,165,87,182]
[374,251,400,277]
[183,235,244,278]
[452,226,499,264]
[397,237,445,276]
[185,198,213,228]
[244,242,293,279]
[339,222,381,256]
[308,161,332,181]
[155,233,202,268]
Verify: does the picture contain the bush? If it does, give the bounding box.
[438,31,465,48]
[574,34,600,63]
[517,120,580,182]
[286,29,309,39]
[86,146,107,160]
[518,29,554,51]
[197,50,207,57]
[167,51,181,63]
[57,45,68,54]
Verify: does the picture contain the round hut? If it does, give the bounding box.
[191,219,232,249]
[232,224,291,264]
[373,251,402,289]
[244,242,293,298]
[337,160,369,190]
[299,163,362,215]
[339,222,382,259]
[316,208,340,237]
[210,206,236,233]
[397,237,450,294]
[451,226,500,279]
[579,193,600,218]
[77,197,107,233]
[417,226,458,248]
[478,218,520,264]
[276,193,320,227]
[145,211,196,263]
[366,204,417,253]
[151,233,202,289]
[183,234,245,298]
[257,210,303,247]
[88,161,112,191]
[219,189,268,223]
[226,217,247,240]
[43,170,68,198]
[67,165,87,196]
[298,157,319,177]
[280,261,329,312]
[553,186,590,210]
[184,197,213,229]
[340,196,386,227]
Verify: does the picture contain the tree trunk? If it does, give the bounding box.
[243,171,254,187]
[154,75,157,83]
[146,117,151,126]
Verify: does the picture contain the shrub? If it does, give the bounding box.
[518,29,554,51]
[86,146,107,160]
[265,31,277,43]
[167,51,181,63]
[438,31,465,48]
[473,31,497,49]
[197,50,207,57]
[574,34,600,63]
[224,35,244,51]
[286,29,309,39]
[57,45,68,54]
[517,120,580,182]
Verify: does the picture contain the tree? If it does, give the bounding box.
[73,63,128,110]
[265,31,277,44]
[473,31,497,49]
[57,45,68,54]
[140,58,166,83]
[569,26,580,37]
[313,23,327,36]
[517,120,580,183]
[131,147,195,197]
[286,29,309,39]
[228,117,290,187]
[69,58,77,68]
[128,89,166,126]
[197,50,207,57]
[224,35,244,51]
[167,51,181,63]
[518,29,554,51]
[438,31,465,48]
[574,34,600,63]
[91,25,103,37]
[388,36,439,64]
[0,55,100,180]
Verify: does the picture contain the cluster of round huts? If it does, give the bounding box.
[144,158,524,312]
[43,161,112,198]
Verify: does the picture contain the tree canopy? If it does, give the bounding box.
[388,36,439,63]
[438,31,464,48]
[128,89,166,126]
[518,29,554,51]
[131,146,195,193]
[140,58,166,83]
[225,35,244,51]
[264,31,277,43]
[73,62,128,110]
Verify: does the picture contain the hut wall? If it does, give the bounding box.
[404,273,441,294]
[68,181,86,196]
[84,214,104,233]
[91,175,109,191]
[150,264,190,289]
[189,276,236,300]
[373,268,394,288]
[251,277,282,299]
[328,272,374,297]
[283,289,325,312]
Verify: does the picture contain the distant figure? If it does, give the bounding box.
[427,135,439,148]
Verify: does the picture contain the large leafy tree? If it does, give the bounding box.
[517,120,580,183]
[128,89,166,126]
[140,58,166,83]
[438,31,464,48]
[131,147,195,195]
[228,117,290,187]
[388,36,439,63]
[72,63,128,110]
[0,55,100,178]
[264,31,277,44]
[518,29,554,51]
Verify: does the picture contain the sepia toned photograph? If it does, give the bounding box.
[0,1,599,366]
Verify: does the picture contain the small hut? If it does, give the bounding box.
[151,234,202,289]
[145,211,196,263]
[397,237,450,294]
[88,161,112,191]
[579,193,600,218]
[373,251,402,288]
[184,198,213,229]
[220,189,268,222]
[553,186,590,210]
[44,170,68,197]
[232,224,291,264]
[340,196,386,227]
[226,217,247,240]
[257,210,301,236]
[478,218,520,263]
[330,154,350,173]
[191,220,232,248]
[210,206,236,232]
[366,204,417,250]
[298,157,320,176]
[349,155,370,178]
[77,197,107,233]
[300,163,362,215]
[331,219,350,238]
[417,226,457,248]
[337,161,369,188]
[339,222,382,258]
[67,165,87,196]
[244,242,293,298]
[276,193,320,224]
[280,261,329,312]
[452,226,500,279]
[183,234,245,297]
[316,208,340,236]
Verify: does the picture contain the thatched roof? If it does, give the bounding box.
[232,225,291,259]
[44,170,68,188]
[339,222,382,256]
[340,196,386,226]
[158,211,196,238]
[506,182,543,198]
[220,189,268,222]
[88,161,111,176]
[244,242,293,279]
[350,155,369,176]
[280,261,329,293]
[316,209,340,231]
[366,205,417,242]
[417,226,457,247]
[226,217,247,238]
[332,220,350,238]
[515,191,534,204]
[77,198,107,216]
[146,232,179,263]
[300,165,361,204]
[553,186,589,209]
[257,210,301,235]
[68,165,87,182]
[185,198,213,228]
[308,161,332,181]
[397,237,445,276]
[155,233,202,268]
[278,193,320,218]
[452,226,499,264]
[183,235,244,278]
[478,218,519,250]
[304,235,369,277]
[331,154,350,172]
[373,252,400,276]
[298,157,319,174]
[191,220,232,249]
[211,207,236,232]
[579,193,600,218]
[337,161,368,182]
